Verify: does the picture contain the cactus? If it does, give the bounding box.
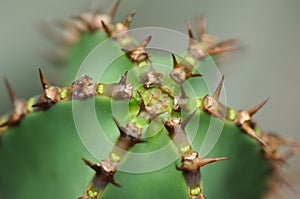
[0,1,298,199]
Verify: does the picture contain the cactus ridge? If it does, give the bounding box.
[0,1,299,199]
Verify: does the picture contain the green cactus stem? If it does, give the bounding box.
[0,1,298,199]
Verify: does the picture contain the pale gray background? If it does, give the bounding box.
[0,0,299,197]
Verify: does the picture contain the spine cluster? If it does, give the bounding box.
[0,1,298,199]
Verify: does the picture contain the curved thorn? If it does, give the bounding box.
[112,116,126,136]
[247,98,269,116]
[172,53,179,69]
[213,75,224,100]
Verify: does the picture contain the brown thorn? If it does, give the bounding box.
[181,109,197,129]
[242,123,268,147]
[38,68,50,89]
[176,164,184,171]
[247,98,269,116]
[31,102,43,108]
[118,71,128,85]
[4,78,16,103]
[121,48,130,54]
[215,110,226,124]
[179,84,188,99]
[82,157,100,173]
[151,111,166,120]
[172,53,179,69]
[213,38,239,48]
[207,46,237,55]
[197,157,230,167]
[213,75,224,100]
[190,73,203,78]
[134,139,147,144]
[101,20,112,37]
[112,116,127,136]
[107,175,121,187]
[137,91,147,114]
[123,10,136,27]
[140,35,152,48]
[108,0,121,20]
[186,19,196,47]
[0,121,8,128]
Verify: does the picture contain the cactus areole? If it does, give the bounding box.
[0,1,298,199]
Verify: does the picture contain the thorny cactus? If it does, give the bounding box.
[0,1,299,199]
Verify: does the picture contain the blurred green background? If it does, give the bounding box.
[0,0,299,197]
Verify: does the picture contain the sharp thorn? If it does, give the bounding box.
[108,175,121,187]
[101,20,112,37]
[179,84,188,99]
[112,116,127,136]
[0,121,8,128]
[151,111,166,120]
[181,109,197,128]
[121,48,131,54]
[140,35,152,48]
[123,10,136,27]
[197,157,230,167]
[214,110,226,124]
[171,53,179,69]
[247,98,269,116]
[82,157,100,173]
[176,164,184,171]
[213,75,224,100]
[186,19,196,46]
[118,71,128,85]
[207,46,237,55]
[38,68,50,90]
[242,124,268,147]
[214,39,239,48]
[137,91,147,113]
[190,73,203,78]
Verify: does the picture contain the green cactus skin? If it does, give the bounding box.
[0,1,298,199]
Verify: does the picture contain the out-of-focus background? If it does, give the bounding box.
[0,0,299,197]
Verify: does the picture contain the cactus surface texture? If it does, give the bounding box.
[0,1,298,199]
